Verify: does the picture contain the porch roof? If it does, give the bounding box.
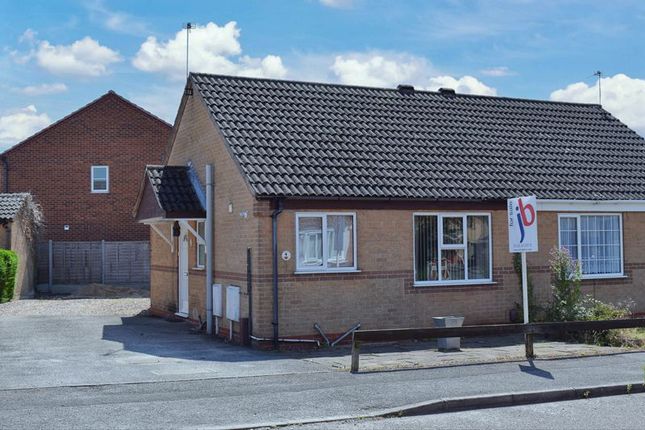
[135,165,205,223]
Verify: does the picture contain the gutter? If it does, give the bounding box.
[271,198,284,349]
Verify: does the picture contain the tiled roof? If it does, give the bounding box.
[0,193,29,220]
[191,73,645,201]
[145,166,205,216]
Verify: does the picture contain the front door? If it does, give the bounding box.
[177,226,189,316]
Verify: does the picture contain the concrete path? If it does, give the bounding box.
[300,335,633,372]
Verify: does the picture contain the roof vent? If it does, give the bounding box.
[439,87,456,95]
[397,84,415,94]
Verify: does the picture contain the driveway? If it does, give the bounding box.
[0,299,326,390]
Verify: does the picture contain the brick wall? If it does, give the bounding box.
[0,92,171,241]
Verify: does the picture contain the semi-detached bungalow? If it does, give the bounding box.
[134,73,645,346]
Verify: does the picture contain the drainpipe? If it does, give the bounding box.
[205,164,214,335]
[271,198,284,349]
[1,156,8,192]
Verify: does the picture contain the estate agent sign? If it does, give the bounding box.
[508,196,538,324]
[507,196,538,253]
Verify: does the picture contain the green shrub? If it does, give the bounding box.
[0,249,18,303]
[545,246,583,321]
[578,296,633,346]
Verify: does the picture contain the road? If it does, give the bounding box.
[284,393,645,430]
[2,352,645,429]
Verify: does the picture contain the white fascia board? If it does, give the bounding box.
[537,199,645,212]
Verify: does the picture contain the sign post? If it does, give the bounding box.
[508,196,538,325]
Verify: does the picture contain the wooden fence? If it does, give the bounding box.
[350,318,645,372]
[37,240,150,286]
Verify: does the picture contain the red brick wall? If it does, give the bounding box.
[0,92,171,241]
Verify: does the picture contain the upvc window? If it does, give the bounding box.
[91,166,109,193]
[196,221,206,268]
[296,213,357,272]
[558,214,623,278]
[414,213,492,285]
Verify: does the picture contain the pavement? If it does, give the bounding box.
[303,334,632,372]
[2,299,645,429]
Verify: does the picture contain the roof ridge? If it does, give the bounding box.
[1,91,172,156]
[189,72,603,109]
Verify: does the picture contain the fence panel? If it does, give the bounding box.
[104,241,150,284]
[37,240,150,286]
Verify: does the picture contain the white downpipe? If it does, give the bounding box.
[206,164,214,335]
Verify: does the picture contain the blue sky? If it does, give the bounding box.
[1,0,645,149]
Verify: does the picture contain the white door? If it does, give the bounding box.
[177,227,189,317]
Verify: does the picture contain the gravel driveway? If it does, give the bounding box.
[0,297,150,317]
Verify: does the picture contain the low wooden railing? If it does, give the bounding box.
[350,318,645,372]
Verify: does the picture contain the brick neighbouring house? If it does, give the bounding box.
[0,91,172,241]
[135,73,645,346]
[0,91,172,287]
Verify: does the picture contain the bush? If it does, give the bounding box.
[578,296,633,346]
[0,249,18,303]
[545,246,583,321]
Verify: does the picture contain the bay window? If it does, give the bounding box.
[414,213,492,285]
[558,214,623,278]
[296,213,356,272]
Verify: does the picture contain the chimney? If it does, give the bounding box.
[397,84,415,94]
[439,87,456,95]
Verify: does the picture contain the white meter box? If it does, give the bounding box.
[212,284,222,317]
[226,285,240,322]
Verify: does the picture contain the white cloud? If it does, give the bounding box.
[19,28,37,44]
[133,21,286,81]
[0,106,52,148]
[13,83,68,96]
[319,0,354,8]
[480,66,515,77]
[329,52,496,95]
[85,0,150,36]
[331,52,434,87]
[427,75,497,96]
[34,36,122,76]
[550,73,645,135]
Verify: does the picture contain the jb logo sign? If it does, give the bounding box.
[508,196,538,253]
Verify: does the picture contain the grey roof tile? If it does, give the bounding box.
[0,193,29,220]
[191,73,645,201]
[145,166,204,216]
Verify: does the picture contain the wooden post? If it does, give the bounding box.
[350,338,360,373]
[101,240,106,284]
[524,333,535,359]
[48,239,53,292]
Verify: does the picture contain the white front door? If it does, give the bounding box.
[177,227,189,317]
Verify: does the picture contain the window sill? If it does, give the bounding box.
[413,281,497,288]
[192,266,205,271]
[581,274,627,280]
[294,269,361,275]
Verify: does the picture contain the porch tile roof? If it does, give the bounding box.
[145,166,205,217]
[191,73,645,201]
[0,193,29,221]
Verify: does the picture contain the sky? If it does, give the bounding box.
[1,0,645,150]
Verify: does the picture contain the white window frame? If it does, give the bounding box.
[91,165,109,193]
[557,213,624,279]
[413,212,493,287]
[195,221,206,269]
[295,212,358,273]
